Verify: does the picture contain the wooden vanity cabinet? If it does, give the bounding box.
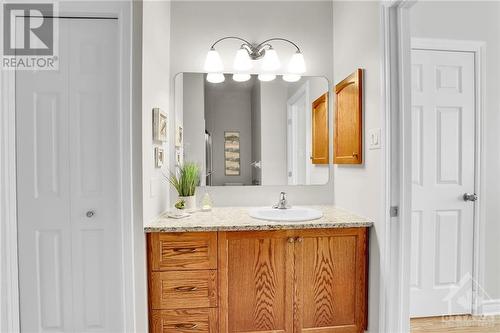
[218,231,295,333]
[147,232,219,333]
[293,228,368,333]
[147,228,368,333]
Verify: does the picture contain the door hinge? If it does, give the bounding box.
[390,206,399,217]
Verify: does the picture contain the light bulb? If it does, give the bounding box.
[204,48,223,72]
[261,48,281,71]
[288,51,306,74]
[206,73,225,83]
[258,74,276,82]
[233,73,251,82]
[282,74,301,82]
[233,48,252,71]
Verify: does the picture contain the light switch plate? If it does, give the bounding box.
[368,128,381,150]
[150,177,160,197]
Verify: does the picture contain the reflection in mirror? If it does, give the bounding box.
[174,73,330,186]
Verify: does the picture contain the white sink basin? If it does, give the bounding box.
[248,207,323,222]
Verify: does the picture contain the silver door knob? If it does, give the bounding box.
[463,193,478,202]
[86,210,95,218]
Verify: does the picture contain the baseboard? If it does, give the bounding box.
[481,299,500,315]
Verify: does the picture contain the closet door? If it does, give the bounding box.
[16,18,123,332]
[16,18,73,332]
[67,18,123,333]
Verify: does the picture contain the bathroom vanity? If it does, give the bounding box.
[145,206,372,333]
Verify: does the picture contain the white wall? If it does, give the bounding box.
[332,2,383,332]
[132,1,147,332]
[410,0,500,301]
[142,0,171,223]
[169,0,334,207]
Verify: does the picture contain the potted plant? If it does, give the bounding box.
[167,162,200,211]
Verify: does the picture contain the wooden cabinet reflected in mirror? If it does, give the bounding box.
[334,68,363,164]
[311,93,329,165]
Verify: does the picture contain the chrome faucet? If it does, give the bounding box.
[273,192,290,209]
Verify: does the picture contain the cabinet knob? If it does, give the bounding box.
[86,210,95,218]
[295,237,303,243]
[287,237,295,243]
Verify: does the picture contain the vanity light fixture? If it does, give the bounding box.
[206,73,225,83]
[257,74,276,82]
[204,36,306,83]
[232,73,251,82]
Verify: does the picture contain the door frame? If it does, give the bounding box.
[380,2,486,332]
[286,81,311,185]
[0,3,138,332]
[411,37,486,317]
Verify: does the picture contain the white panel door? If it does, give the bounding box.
[16,18,123,332]
[410,49,475,317]
[287,83,310,185]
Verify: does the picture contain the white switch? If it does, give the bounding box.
[368,128,381,150]
[150,177,160,197]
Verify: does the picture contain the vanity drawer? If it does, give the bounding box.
[150,309,217,333]
[149,232,217,271]
[150,270,217,309]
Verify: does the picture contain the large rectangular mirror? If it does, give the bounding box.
[174,73,330,186]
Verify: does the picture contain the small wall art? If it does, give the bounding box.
[224,131,240,176]
[154,147,164,168]
[175,149,183,166]
[153,108,167,142]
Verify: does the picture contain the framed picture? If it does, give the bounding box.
[175,124,183,147]
[154,147,164,168]
[153,108,167,142]
[224,131,240,176]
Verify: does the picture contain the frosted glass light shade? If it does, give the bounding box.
[233,73,251,82]
[282,74,301,82]
[204,49,223,72]
[261,48,281,71]
[233,48,252,71]
[288,51,306,74]
[206,73,225,83]
[258,74,276,82]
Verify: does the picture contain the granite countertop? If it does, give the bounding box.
[144,205,373,232]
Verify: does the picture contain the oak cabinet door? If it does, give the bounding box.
[334,69,363,164]
[312,93,329,164]
[294,229,368,333]
[218,231,294,333]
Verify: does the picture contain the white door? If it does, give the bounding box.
[16,18,124,332]
[287,83,310,185]
[410,49,476,317]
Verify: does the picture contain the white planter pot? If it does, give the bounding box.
[179,195,196,211]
